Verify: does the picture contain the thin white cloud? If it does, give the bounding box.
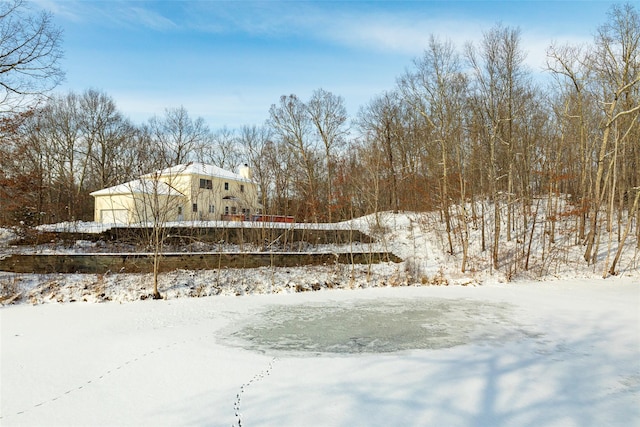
[117,5,177,31]
[313,9,599,78]
[43,0,595,66]
[35,0,177,31]
[31,0,89,22]
[184,1,311,36]
[184,3,540,69]
[323,14,485,56]
[179,2,485,55]
[198,2,603,76]
[310,9,598,73]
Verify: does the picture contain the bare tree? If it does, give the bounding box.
[11,108,55,223]
[237,124,272,213]
[0,110,43,226]
[0,0,64,113]
[399,35,468,257]
[466,24,530,270]
[80,89,138,189]
[355,91,404,214]
[547,43,595,242]
[351,136,385,219]
[127,166,185,299]
[43,92,88,220]
[268,94,321,220]
[7,89,150,224]
[196,126,243,170]
[147,106,211,167]
[264,138,294,217]
[583,3,640,265]
[307,88,348,222]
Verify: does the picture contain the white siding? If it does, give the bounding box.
[100,209,129,225]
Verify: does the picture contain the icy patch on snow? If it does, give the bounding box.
[223,298,537,355]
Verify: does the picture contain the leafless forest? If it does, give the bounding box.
[0,2,638,278]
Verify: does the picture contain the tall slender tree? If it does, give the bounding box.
[466,24,530,270]
[399,35,468,256]
[268,94,320,220]
[307,88,348,222]
[583,3,640,265]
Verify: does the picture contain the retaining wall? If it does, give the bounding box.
[0,252,402,274]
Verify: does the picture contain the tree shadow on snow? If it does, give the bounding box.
[233,314,639,427]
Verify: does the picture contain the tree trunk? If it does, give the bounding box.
[607,185,639,276]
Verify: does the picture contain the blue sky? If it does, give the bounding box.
[34,0,619,128]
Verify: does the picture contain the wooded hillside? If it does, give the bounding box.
[0,3,638,277]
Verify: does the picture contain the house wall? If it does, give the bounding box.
[93,194,136,224]
[131,193,183,224]
[93,167,261,224]
[159,173,260,221]
[94,193,185,224]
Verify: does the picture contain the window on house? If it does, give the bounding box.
[240,184,244,192]
[199,179,212,189]
[231,207,237,214]
[224,206,229,215]
[209,205,215,213]
[224,182,229,191]
[178,206,183,215]
[192,203,198,213]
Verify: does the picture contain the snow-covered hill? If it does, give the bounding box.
[0,206,638,305]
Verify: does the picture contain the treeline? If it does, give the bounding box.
[1,3,638,272]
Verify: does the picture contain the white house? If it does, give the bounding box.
[90,162,261,224]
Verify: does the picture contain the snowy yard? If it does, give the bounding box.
[1,279,638,426]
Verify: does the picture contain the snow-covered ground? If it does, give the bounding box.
[2,209,638,303]
[1,208,639,426]
[1,279,638,426]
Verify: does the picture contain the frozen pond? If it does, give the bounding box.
[224,298,537,354]
[2,281,638,426]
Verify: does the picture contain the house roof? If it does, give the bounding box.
[142,162,251,183]
[90,179,184,197]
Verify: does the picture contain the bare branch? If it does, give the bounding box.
[0,0,64,114]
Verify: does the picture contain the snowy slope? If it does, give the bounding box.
[1,207,639,304]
